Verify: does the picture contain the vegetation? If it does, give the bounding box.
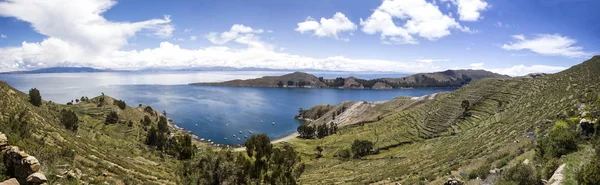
[28,88,41,107]
[351,139,374,158]
[104,111,119,124]
[496,163,538,185]
[113,99,127,110]
[60,109,79,132]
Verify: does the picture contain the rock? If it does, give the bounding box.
[23,156,41,172]
[582,111,591,118]
[26,172,47,183]
[444,178,464,185]
[0,178,20,185]
[0,132,7,147]
[523,159,530,165]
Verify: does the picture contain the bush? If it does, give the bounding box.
[578,146,600,184]
[60,109,79,132]
[144,106,154,114]
[536,120,578,161]
[105,111,119,125]
[335,148,351,160]
[113,99,126,110]
[29,88,42,107]
[468,164,491,180]
[351,139,374,158]
[142,115,152,126]
[541,158,560,179]
[497,163,538,185]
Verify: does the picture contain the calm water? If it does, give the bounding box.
[0,72,454,144]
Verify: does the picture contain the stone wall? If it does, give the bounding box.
[0,132,47,185]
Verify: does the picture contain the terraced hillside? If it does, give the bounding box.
[286,56,600,184]
[0,81,185,184]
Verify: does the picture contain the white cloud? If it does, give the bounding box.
[456,0,489,21]
[502,34,591,58]
[0,0,173,55]
[189,36,197,41]
[0,34,6,38]
[468,62,566,76]
[295,12,357,39]
[416,59,449,63]
[469,62,484,69]
[360,0,469,44]
[184,28,193,33]
[205,24,269,49]
[0,0,445,73]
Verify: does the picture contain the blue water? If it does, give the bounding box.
[0,72,454,144]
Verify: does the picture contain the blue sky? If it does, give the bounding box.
[0,0,598,76]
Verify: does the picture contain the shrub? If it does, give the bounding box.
[578,144,600,185]
[497,163,538,185]
[142,115,152,126]
[29,88,42,107]
[541,158,560,179]
[105,111,119,125]
[468,164,491,180]
[60,109,79,132]
[335,148,351,160]
[536,120,577,161]
[351,139,374,158]
[113,99,126,110]
[144,106,154,114]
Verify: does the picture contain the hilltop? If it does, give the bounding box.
[283,56,600,184]
[190,69,509,89]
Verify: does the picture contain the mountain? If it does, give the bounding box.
[190,69,510,89]
[2,56,600,184]
[285,56,600,184]
[1,67,125,74]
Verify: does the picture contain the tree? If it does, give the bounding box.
[158,116,169,133]
[105,111,119,125]
[60,109,79,132]
[142,115,152,126]
[317,124,329,138]
[277,81,284,87]
[29,88,42,107]
[287,81,294,86]
[75,99,79,103]
[245,134,273,180]
[113,99,127,110]
[351,139,374,158]
[297,124,315,139]
[163,110,167,117]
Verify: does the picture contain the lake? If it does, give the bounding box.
[0,71,455,144]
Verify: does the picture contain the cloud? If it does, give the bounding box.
[295,12,357,39]
[502,34,591,58]
[416,59,449,63]
[0,34,6,38]
[360,0,469,44]
[189,36,197,41]
[184,28,193,33]
[205,24,270,49]
[468,62,566,76]
[0,0,444,74]
[0,0,173,55]
[456,0,489,21]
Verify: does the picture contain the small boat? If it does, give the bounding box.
[233,134,236,137]
[195,124,198,127]
[244,135,248,138]
[224,138,227,140]
[248,131,252,134]
[272,122,275,125]
[229,119,232,122]
[239,131,243,134]
[226,124,229,127]
[237,138,241,141]
[261,120,263,123]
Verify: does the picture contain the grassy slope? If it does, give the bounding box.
[0,81,182,184]
[284,56,600,184]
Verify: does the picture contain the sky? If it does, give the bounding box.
[0,0,598,76]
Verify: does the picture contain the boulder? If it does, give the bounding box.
[444,178,464,185]
[582,111,591,118]
[23,156,41,172]
[0,133,7,148]
[26,172,47,184]
[0,178,20,185]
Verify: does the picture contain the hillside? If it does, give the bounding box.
[0,81,188,184]
[282,56,600,184]
[190,70,509,89]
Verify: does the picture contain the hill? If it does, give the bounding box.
[0,67,124,74]
[190,70,510,89]
[282,56,600,184]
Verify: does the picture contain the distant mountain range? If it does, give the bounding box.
[191,70,510,89]
[0,67,126,74]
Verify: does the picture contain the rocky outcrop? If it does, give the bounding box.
[0,132,47,185]
[444,178,464,185]
[546,164,566,185]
